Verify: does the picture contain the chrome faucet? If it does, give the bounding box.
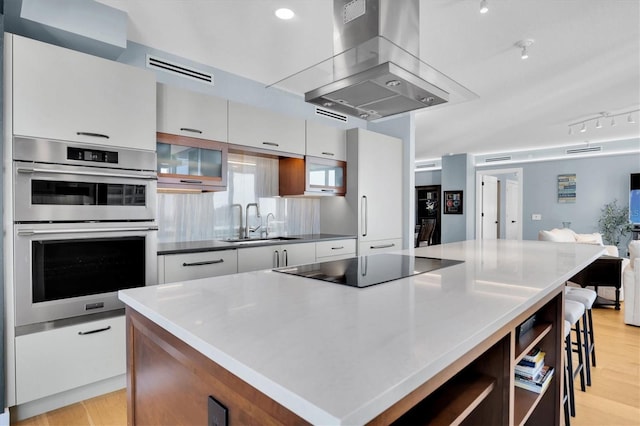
[245,203,261,238]
[265,213,275,237]
[231,204,243,239]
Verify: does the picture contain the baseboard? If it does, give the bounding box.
[10,374,125,422]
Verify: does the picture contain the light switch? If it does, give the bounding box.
[531,214,542,221]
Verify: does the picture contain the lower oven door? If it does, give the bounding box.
[14,222,158,327]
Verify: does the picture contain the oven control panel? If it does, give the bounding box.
[68,147,118,164]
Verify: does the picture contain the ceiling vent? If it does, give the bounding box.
[146,55,214,85]
[566,146,602,155]
[315,107,348,123]
[485,156,512,163]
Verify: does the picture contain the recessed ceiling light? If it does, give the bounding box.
[480,0,489,14]
[275,8,295,20]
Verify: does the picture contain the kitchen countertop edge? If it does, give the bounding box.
[157,234,356,255]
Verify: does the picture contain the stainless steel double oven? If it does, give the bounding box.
[13,137,158,329]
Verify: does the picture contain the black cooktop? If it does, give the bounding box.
[273,253,463,288]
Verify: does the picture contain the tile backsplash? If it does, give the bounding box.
[157,152,320,243]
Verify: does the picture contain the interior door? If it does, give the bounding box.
[482,175,499,240]
[505,179,519,240]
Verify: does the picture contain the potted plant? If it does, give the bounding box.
[598,200,632,254]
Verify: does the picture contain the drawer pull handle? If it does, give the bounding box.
[321,152,335,156]
[370,243,395,249]
[321,189,335,192]
[183,259,224,267]
[180,179,203,184]
[77,132,109,139]
[78,326,111,336]
[262,142,279,147]
[331,246,344,250]
[179,127,203,134]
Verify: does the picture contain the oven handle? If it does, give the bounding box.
[17,166,157,180]
[18,226,158,236]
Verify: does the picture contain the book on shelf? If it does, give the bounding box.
[515,365,554,394]
[515,353,545,378]
[517,352,545,369]
[522,347,545,363]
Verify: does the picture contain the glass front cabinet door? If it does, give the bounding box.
[156,132,228,192]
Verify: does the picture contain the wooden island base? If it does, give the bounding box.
[125,286,563,426]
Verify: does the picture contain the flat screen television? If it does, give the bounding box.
[631,173,640,227]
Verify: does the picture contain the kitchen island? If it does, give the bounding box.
[119,240,604,425]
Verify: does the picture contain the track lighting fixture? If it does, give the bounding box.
[480,0,489,14]
[515,39,534,60]
[568,108,639,135]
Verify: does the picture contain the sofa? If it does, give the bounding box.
[538,228,629,301]
[623,241,640,326]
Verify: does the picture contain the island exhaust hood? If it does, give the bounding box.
[269,0,477,121]
[302,0,456,121]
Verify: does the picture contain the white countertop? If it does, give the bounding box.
[119,239,604,425]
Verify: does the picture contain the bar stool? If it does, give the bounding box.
[565,287,597,386]
[564,319,573,424]
[564,299,587,395]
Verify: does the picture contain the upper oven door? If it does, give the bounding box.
[14,161,157,222]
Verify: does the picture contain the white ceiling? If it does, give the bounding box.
[98,0,640,161]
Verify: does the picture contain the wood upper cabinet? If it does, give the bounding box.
[156,132,228,192]
[11,34,155,151]
[305,121,347,161]
[228,102,305,156]
[279,156,346,196]
[156,83,228,142]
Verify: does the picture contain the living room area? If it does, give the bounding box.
[416,148,640,424]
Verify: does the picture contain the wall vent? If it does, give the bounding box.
[485,156,512,163]
[146,55,214,85]
[566,146,602,155]
[315,107,348,123]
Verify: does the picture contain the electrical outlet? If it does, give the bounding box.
[208,396,228,426]
[531,214,542,221]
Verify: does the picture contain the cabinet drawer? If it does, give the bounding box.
[228,102,305,156]
[15,316,125,404]
[316,239,356,259]
[306,121,346,161]
[163,250,238,283]
[358,238,403,256]
[157,83,228,142]
[12,35,155,151]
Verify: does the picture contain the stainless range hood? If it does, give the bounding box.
[270,0,477,121]
[305,0,447,120]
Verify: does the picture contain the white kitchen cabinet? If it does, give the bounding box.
[315,238,356,260]
[305,121,347,161]
[237,242,316,273]
[159,250,238,283]
[11,34,155,151]
[15,315,125,404]
[228,102,305,156]
[346,128,403,253]
[358,238,403,256]
[157,83,228,142]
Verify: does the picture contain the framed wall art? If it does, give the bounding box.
[443,190,463,214]
[558,174,576,203]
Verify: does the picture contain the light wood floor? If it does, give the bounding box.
[13,306,640,425]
